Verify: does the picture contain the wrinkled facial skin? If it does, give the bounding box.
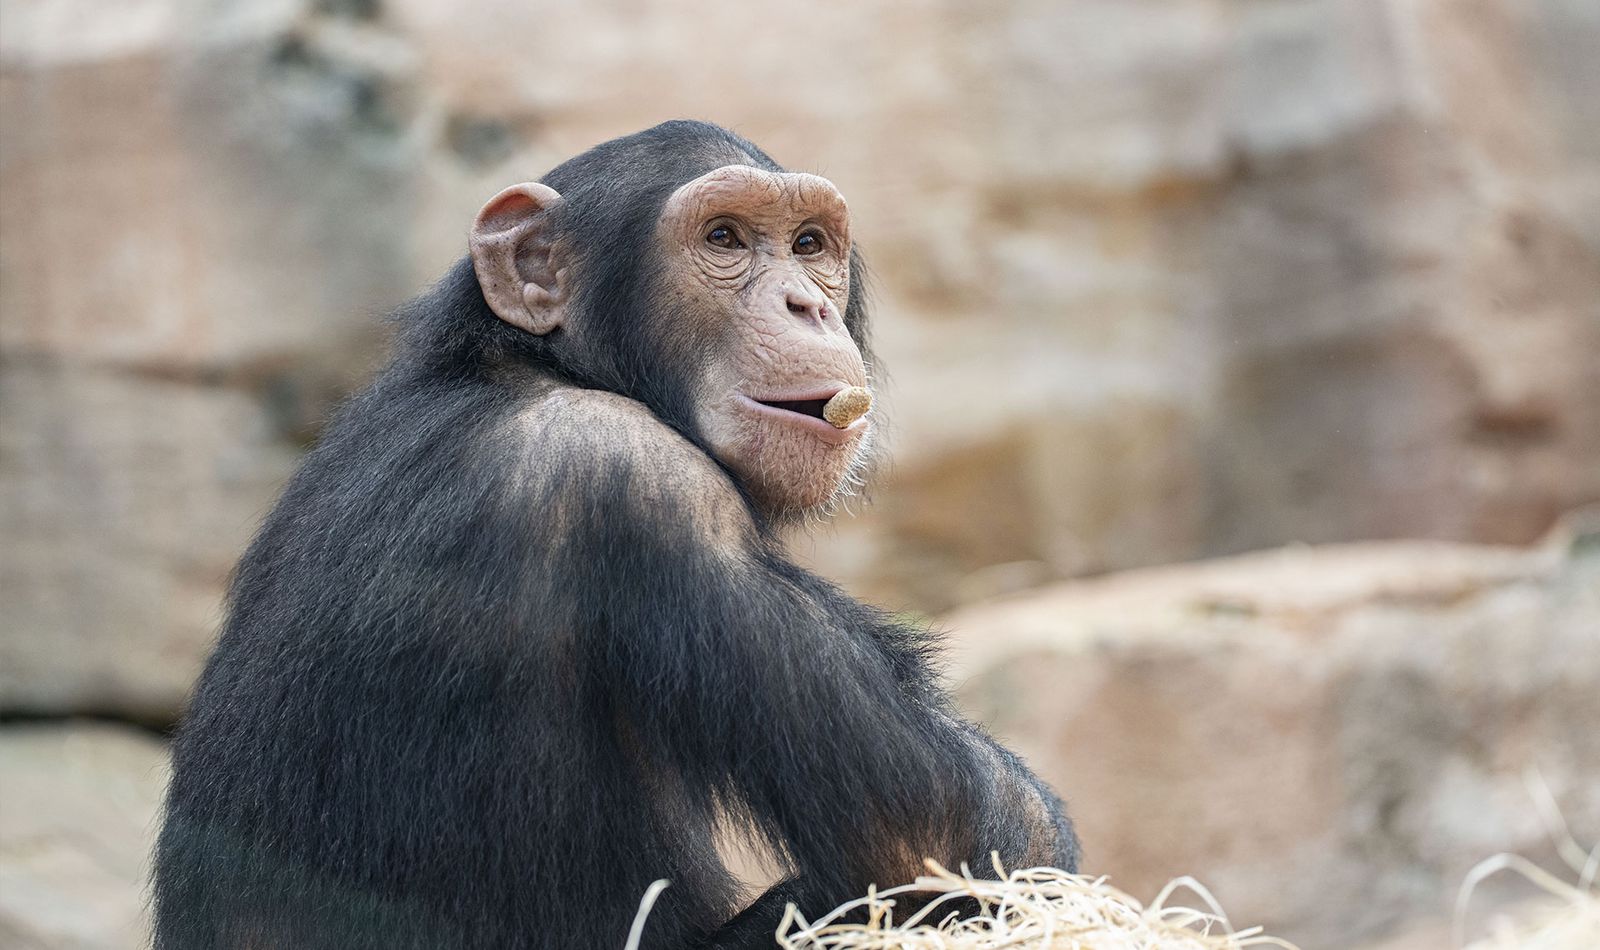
[656,165,872,517]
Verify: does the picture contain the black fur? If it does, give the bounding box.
[153,120,1077,950]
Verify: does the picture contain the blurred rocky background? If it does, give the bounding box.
[1,0,1596,947]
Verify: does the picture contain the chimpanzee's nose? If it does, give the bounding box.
[784,285,827,325]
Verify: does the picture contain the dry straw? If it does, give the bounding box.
[770,859,1297,950]
[624,858,1299,950]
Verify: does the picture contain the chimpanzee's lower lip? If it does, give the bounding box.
[735,394,865,443]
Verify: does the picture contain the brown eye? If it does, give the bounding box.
[793,231,824,256]
[706,225,743,250]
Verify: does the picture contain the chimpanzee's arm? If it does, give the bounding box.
[523,394,1076,937]
[702,709,1077,948]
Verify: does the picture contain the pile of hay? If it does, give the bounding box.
[621,861,1291,950]
[770,860,1294,950]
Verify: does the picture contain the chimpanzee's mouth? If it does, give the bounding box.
[735,391,863,444]
[755,398,829,421]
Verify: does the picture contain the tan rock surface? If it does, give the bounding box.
[0,722,168,950]
[945,522,1600,948]
[0,364,302,719]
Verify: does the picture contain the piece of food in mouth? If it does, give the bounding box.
[821,386,872,429]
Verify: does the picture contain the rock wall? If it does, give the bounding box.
[947,516,1600,947]
[0,722,169,950]
[3,0,1598,719]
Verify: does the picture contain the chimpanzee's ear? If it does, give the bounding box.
[469,182,568,336]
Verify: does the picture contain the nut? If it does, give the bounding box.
[822,387,872,429]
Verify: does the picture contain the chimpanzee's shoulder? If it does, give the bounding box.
[497,386,754,545]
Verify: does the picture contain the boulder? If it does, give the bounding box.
[945,520,1600,947]
[0,722,168,950]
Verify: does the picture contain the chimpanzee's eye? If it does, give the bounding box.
[706,225,743,250]
[792,231,824,256]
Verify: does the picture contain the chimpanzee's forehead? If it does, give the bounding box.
[664,165,849,225]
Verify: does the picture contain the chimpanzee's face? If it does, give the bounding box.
[469,162,876,520]
[655,165,873,516]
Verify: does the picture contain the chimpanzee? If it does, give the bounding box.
[152,120,1077,950]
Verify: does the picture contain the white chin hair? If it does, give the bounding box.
[798,425,878,526]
